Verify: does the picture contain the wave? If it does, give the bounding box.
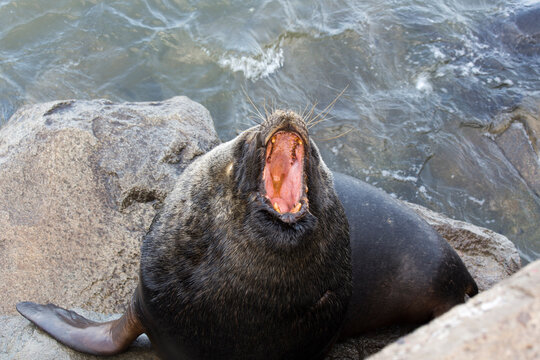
[217,45,284,81]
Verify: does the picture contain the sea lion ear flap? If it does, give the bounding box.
[16,295,144,356]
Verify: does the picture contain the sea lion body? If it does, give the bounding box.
[334,173,477,336]
[17,110,477,359]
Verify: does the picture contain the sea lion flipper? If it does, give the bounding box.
[466,278,479,297]
[16,297,144,356]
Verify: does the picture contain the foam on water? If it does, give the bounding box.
[218,45,284,81]
[467,196,485,206]
[381,170,418,183]
[417,186,433,200]
[415,73,433,93]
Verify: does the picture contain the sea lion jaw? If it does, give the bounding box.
[262,130,308,223]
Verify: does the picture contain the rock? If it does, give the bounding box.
[404,201,522,291]
[368,259,540,360]
[327,325,417,359]
[491,105,540,198]
[0,97,220,315]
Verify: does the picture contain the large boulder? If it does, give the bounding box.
[0,97,220,315]
[0,97,523,359]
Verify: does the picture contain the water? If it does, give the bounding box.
[1,0,539,263]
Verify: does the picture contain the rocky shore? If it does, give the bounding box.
[0,97,533,359]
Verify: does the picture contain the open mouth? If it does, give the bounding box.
[262,130,307,221]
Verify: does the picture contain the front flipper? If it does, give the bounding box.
[16,295,145,356]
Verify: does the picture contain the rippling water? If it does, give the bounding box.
[1,0,539,262]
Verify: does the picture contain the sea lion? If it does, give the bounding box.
[16,109,477,359]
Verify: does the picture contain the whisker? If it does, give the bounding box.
[313,126,356,141]
[236,124,263,136]
[238,121,258,128]
[307,85,349,127]
[242,86,266,124]
[247,114,265,122]
[303,101,319,124]
[300,101,311,120]
[262,97,270,120]
[308,113,339,129]
[240,127,259,132]
[246,110,264,125]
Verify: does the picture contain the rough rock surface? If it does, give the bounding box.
[0,98,523,359]
[404,201,522,291]
[368,259,540,360]
[0,97,220,315]
[489,99,540,198]
[495,3,540,57]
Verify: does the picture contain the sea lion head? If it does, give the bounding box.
[231,109,338,248]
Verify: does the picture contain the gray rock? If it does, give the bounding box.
[368,259,540,360]
[0,97,220,315]
[404,201,522,291]
[495,4,540,56]
[496,121,540,197]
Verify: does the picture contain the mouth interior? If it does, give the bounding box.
[263,131,305,214]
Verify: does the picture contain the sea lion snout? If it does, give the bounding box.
[258,111,311,223]
[263,131,305,214]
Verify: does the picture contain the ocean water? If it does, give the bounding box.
[1,0,539,262]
